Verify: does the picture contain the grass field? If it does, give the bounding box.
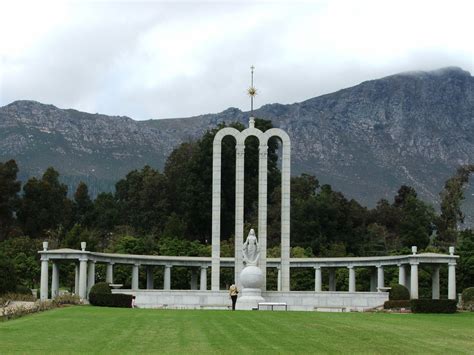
[0,306,473,354]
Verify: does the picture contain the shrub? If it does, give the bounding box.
[384,300,411,309]
[461,287,474,311]
[410,300,457,313]
[389,284,410,300]
[0,257,17,294]
[0,292,36,305]
[52,294,81,306]
[89,282,111,295]
[89,293,133,308]
[16,285,33,295]
[1,300,55,321]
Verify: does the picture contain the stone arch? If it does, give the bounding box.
[261,128,291,291]
[211,123,291,291]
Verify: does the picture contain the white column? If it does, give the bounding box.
[106,262,114,283]
[87,261,95,297]
[74,263,79,294]
[432,265,440,300]
[398,264,407,287]
[164,265,171,290]
[258,143,268,289]
[448,262,456,300]
[132,264,139,290]
[146,266,154,289]
[277,267,281,291]
[40,257,49,301]
[314,266,322,292]
[190,269,198,290]
[234,143,245,289]
[410,262,419,299]
[200,266,207,291]
[329,269,336,291]
[211,140,222,291]
[280,141,291,292]
[370,268,377,292]
[51,262,59,299]
[78,257,88,300]
[377,266,384,291]
[348,266,356,292]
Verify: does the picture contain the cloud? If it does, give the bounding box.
[1,0,473,119]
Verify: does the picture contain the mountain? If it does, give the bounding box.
[1,67,473,225]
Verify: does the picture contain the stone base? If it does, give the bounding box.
[235,287,265,310]
[112,290,388,311]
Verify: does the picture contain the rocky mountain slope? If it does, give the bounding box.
[1,67,473,224]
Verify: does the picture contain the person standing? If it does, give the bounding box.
[229,284,238,310]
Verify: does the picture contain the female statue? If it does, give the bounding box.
[242,228,260,266]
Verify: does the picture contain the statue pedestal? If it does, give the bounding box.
[236,288,265,310]
[236,265,265,310]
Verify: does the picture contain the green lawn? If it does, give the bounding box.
[0,307,473,354]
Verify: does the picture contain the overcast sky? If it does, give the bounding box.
[0,0,473,120]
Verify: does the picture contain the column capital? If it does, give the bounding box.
[410,261,420,266]
[40,255,49,262]
[376,264,383,269]
[347,265,354,269]
[200,265,208,270]
[313,265,321,270]
[235,144,245,154]
[165,264,172,268]
[108,261,115,265]
[448,262,457,266]
[134,263,140,267]
[79,256,88,262]
[89,260,96,264]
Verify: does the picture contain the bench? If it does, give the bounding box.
[257,302,288,311]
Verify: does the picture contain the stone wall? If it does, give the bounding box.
[113,289,388,311]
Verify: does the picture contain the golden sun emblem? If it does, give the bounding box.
[247,86,257,97]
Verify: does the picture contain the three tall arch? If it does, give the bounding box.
[211,119,291,291]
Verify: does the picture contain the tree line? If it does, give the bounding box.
[0,119,472,294]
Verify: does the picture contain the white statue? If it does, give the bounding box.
[242,228,260,266]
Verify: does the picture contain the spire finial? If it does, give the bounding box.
[247,65,257,126]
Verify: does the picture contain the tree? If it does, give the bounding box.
[115,166,168,234]
[437,165,474,245]
[457,229,474,291]
[90,192,120,232]
[73,182,94,226]
[0,160,21,240]
[0,236,41,288]
[17,167,72,238]
[398,195,435,249]
[0,255,17,294]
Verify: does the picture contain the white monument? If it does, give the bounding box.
[211,66,292,293]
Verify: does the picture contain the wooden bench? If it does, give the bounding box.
[257,302,288,311]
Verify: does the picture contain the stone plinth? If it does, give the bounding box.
[236,265,265,310]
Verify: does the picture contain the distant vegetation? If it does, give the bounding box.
[0,120,473,295]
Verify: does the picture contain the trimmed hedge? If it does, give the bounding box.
[389,284,410,300]
[462,287,474,311]
[89,282,111,295]
[410,299,457,313]
[384,300,411,309]
[462,287,474,301]
[89,293,133,308]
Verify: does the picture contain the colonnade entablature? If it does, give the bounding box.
[39,242,458,303]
